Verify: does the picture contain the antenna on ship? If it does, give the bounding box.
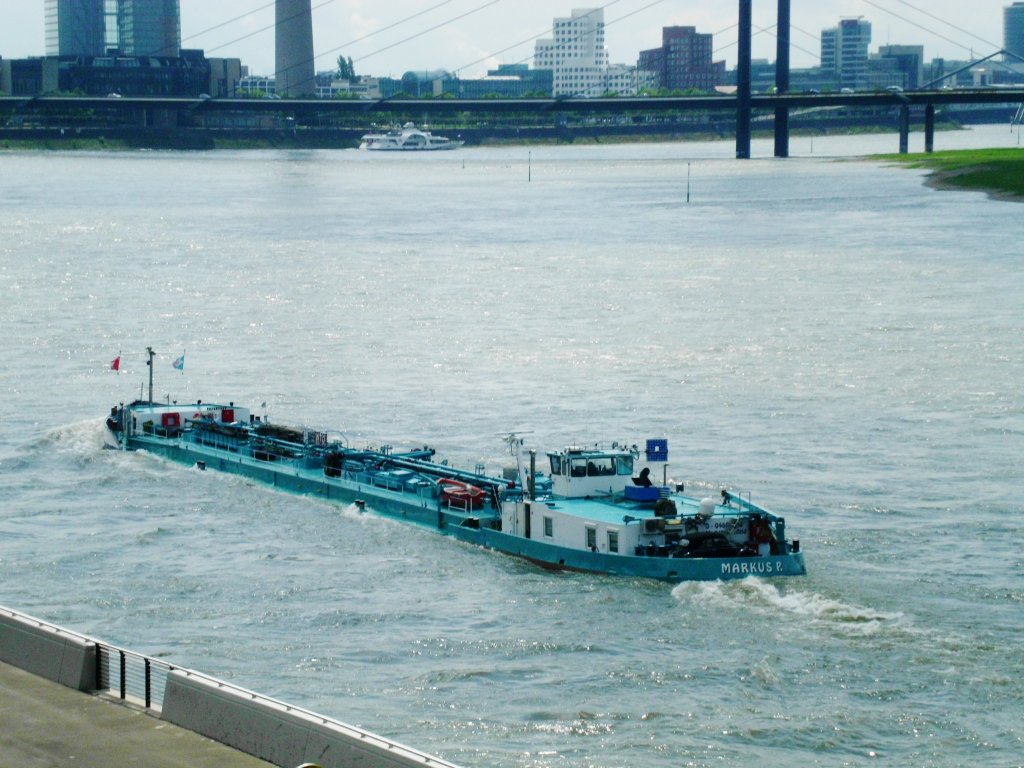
[145,346,155,405]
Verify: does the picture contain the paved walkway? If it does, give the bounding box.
[0,660,276,768]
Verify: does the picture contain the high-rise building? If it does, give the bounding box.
[45,0,180,58]
[1005,2,1024,60]
[876,45,924,90]
[534,8,609,97]
[275,0,315,97]
[638,26,722,92]
[45,0,107,57]
[119,0,180,57]
[821,17,871,90]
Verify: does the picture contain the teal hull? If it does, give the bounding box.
[124,432,806,583]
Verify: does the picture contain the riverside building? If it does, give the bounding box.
[821,17,872,91]
[534,8,609,97]
[638,26,724,92]
[45,0,180,57]
[1006,2,1024,60]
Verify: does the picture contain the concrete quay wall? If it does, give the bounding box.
[0,607,96,691]
[163,670,457,768]
[0,605,463,768]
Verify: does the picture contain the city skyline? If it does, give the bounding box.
[0,1,1013,78]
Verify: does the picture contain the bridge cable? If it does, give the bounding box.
[279,0,501,94]
[712,24,777,58]
[710,19,820,61]
[860,0,989,58]
[446,0,632,80]
[203,0,337,57]
[862,0,1024,73]
[348,0,501,66]
[181,1,277,46]
[888,0,1024,63]
[228,0,470,93]
[756,24,821,62]
[562,0,670,97]
[892,0,1001,50]
[444,0,666,99]
[132,0,286,57]
[393,0,636,97]
[789,24,822,45]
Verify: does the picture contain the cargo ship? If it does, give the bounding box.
[105,392,805,582]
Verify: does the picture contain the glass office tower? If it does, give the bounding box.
[45,0,107,56]
[45,0,180,57]
[119,0,181,57]
[1006,2,1024,61]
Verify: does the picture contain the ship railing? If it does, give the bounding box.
[720,489,771,516]
[346,469,439,501]
[185,427,244,453]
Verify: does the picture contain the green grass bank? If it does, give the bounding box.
[875,147,1024,200]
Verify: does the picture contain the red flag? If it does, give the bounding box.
[110,355,120,372]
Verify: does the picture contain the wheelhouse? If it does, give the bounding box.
[546,446,635,499]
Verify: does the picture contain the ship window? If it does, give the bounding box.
[543,516,553,538]
[615,455,634,475]
[569,458,587,477]
[549,455,563,476]
[585,526,597,550]
[608,530,619,553]
[586,457,615,476]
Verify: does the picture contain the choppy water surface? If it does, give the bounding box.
[1,126,1022,767]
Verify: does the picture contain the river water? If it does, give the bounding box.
[1,125,1022,767]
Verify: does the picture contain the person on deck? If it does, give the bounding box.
[751,514,773,557]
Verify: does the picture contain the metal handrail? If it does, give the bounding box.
[2,605,461,767]
[0,606,176,710]
[95,643,176,710]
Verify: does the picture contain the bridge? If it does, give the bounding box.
[3,88,1022,154]
[4,0,1023,155]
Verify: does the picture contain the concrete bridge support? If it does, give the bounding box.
[736,0,752,158]
[899,105,910,154]
[774,0,791,158]
[925,103,936,153]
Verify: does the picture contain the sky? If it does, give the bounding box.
[0,1,1011,78]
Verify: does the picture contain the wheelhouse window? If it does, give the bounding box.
[607,530,619,553]
[586,457,615,477]
[585,526,597,550]
[569,458,587,477]
[615,454,634,476]
[549,455,563,476]
[543,516,553,538]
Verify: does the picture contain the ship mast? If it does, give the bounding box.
[145,346,155,404]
